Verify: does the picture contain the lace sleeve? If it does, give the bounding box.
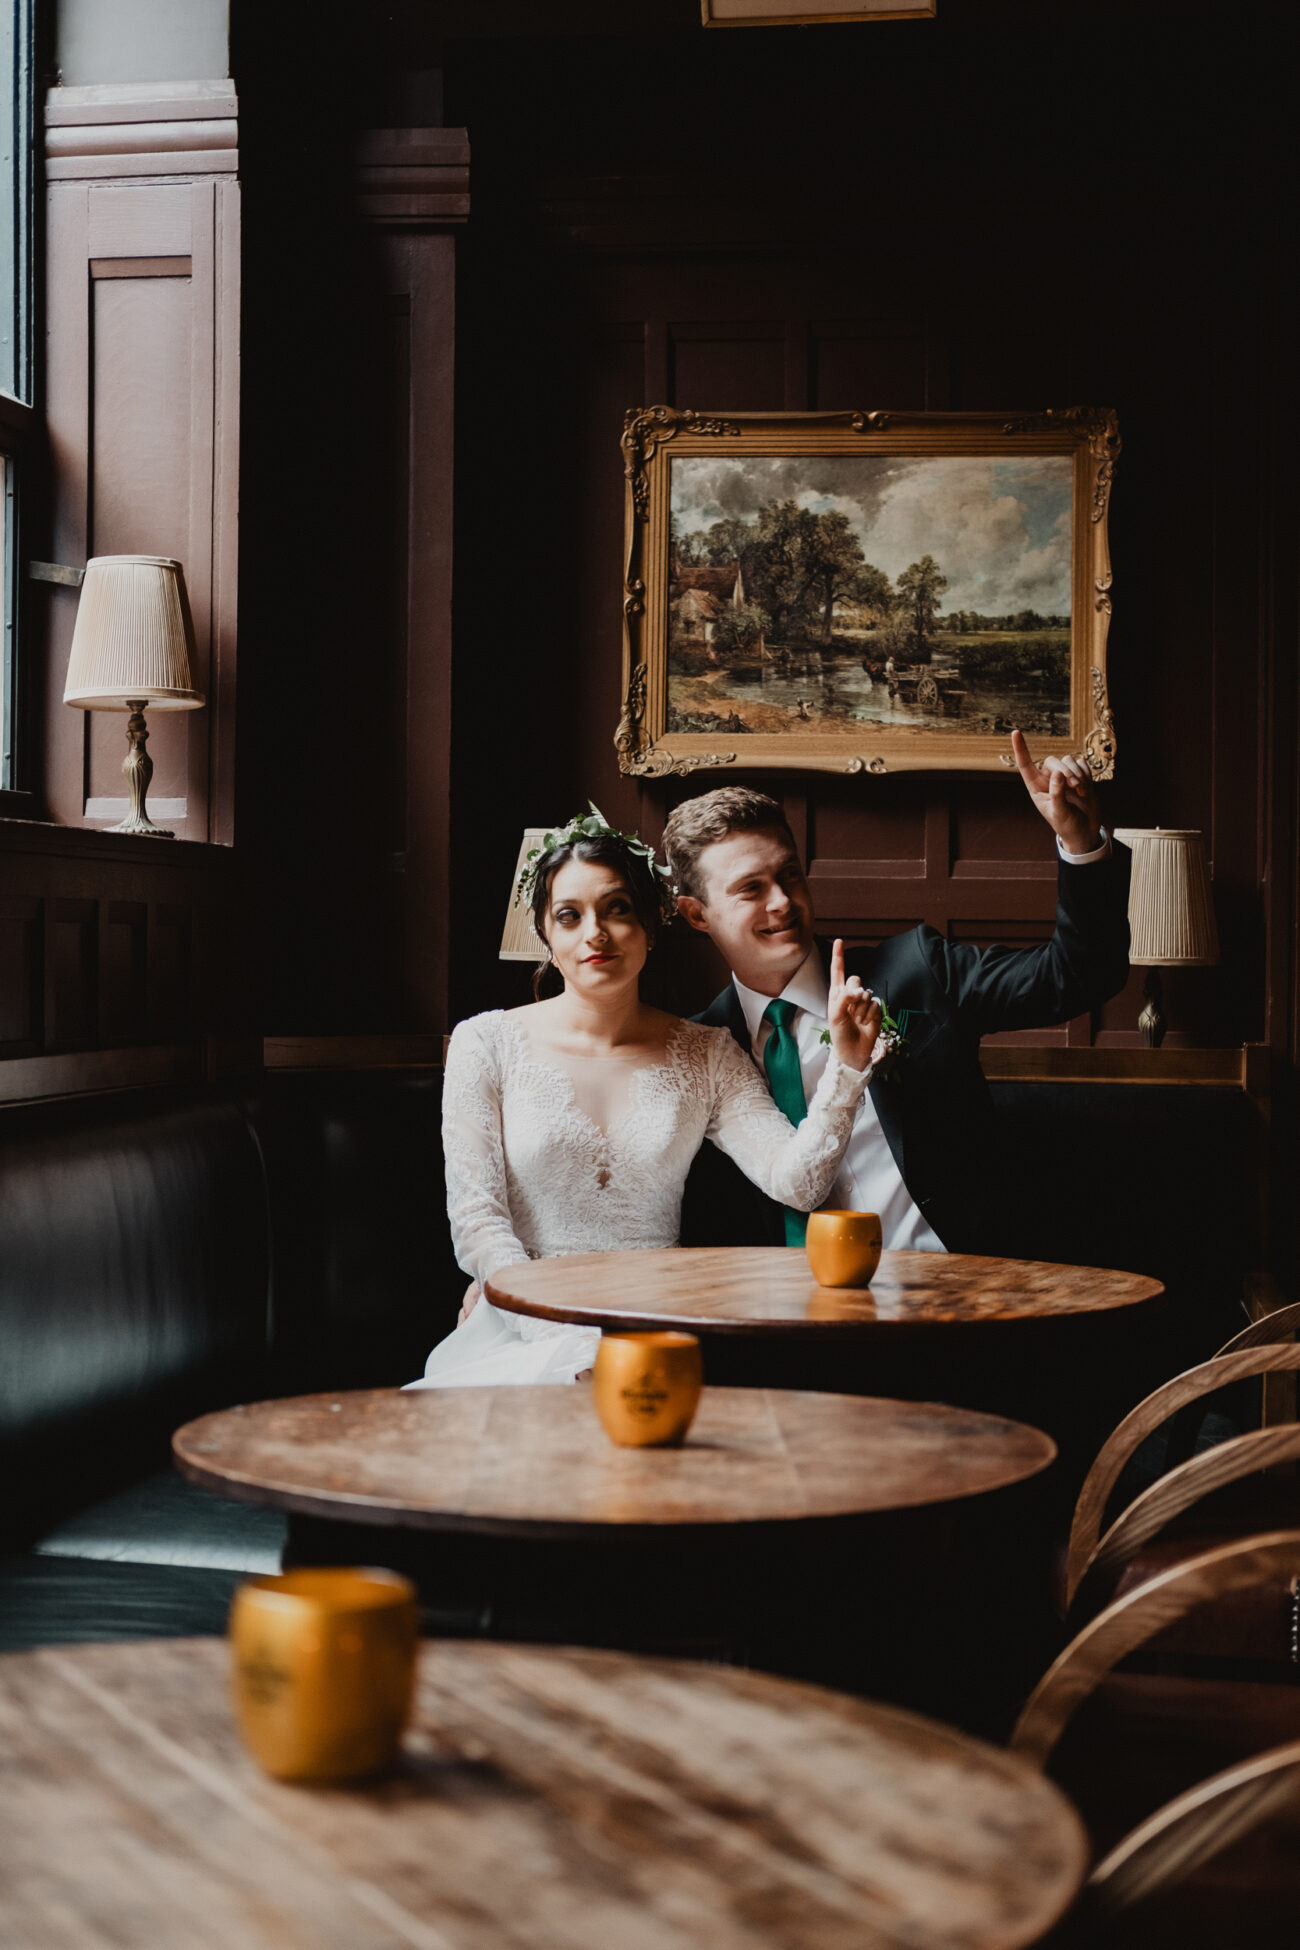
[442,1015,531,1288]
[703,1028,869,1211]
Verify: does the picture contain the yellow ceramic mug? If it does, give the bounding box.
[230,1566,418,1781]
[806,1209,883,1288]
[592,1331,703,1447]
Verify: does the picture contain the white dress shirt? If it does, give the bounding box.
[733,953,947,1253]
[732,831,1112,1253]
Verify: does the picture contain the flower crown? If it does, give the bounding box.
[514,803,677,926]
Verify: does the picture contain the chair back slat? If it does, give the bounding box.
[1087,1738,1300,1917]
[1214,1301,1300,1358]
[1066,1345,1300,1606]
[1012,1532,1300,1768]
[1070,1422,1300,1624]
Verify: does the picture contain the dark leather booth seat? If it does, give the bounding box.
[0,1068,462,1650]
[257,1068,460,1399]
[1,1089,271,1547]
[1,1088,273,1648]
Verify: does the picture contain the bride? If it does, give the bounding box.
[407,808,882,1389]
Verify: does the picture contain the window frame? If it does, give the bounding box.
[0,0,38,811]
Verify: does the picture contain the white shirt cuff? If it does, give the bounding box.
[1057,825,1110,865]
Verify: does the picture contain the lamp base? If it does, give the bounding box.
[1137,969,1166,1048]
[109,702,176,839]
[104,813,174,838]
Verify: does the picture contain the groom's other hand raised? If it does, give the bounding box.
[828,936,885,1072]
[1011,727,1104,855]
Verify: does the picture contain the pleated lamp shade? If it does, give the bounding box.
[500,829,553,960]
[63,556,204,710]
[1114,828,1220,966]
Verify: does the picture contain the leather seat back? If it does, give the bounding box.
[0,1089,270,1544]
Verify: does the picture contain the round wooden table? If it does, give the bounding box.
[173,1384,1057,1536]
[484,1245,1164,1335]
[0,1636,1088,1950]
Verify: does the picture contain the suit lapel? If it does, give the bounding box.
[697,979,752,1057]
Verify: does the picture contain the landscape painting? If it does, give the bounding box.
[668,453,1072,738]
[616,408,1119,778]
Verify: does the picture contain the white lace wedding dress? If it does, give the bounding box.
[406,1009,869,1389]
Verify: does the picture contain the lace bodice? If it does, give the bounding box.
[442,1010,870,1289]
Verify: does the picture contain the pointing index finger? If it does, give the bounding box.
[831,937,845,991]
[1010,726,1045,791]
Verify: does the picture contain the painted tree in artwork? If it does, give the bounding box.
[800,511,878,642]
[895,554,949,663]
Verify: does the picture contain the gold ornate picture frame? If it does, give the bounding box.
[616,406,1119,780]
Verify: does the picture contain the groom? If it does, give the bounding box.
[669,731,1131,1257]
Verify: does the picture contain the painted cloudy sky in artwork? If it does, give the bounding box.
[670,453,1075,617]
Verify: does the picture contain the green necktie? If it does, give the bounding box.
[763,998,809,1246]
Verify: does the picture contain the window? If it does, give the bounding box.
[0,0,34,797]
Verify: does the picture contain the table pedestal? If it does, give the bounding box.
[286,1477,1056,1739]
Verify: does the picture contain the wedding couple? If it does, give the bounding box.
[409,731,1130,1389]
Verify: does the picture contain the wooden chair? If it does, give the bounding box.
[1064,1343,1300,1611]
[1214,1298,1300,1357]
[1012,1533,1300,1885]
[1054,1740,1300,1947]
[1068,1421,1300,1631]
[1088,1738,1300,1911]
[1015,1534,1300,1771]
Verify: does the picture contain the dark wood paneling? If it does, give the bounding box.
[47,899,97,1048]
[811,328,928,412]
[99,899,148,1043]
[428,11,1292,1077]
[0,897,41,1050]
[0,825,245,1055]
[670,324,785,412]
[149,904,193,1043]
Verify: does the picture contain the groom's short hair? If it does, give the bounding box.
[664,787,795,901]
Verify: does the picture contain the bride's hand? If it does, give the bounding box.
[827,937,883,1073]
[458,1281,481,1324]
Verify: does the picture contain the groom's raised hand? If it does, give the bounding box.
[1011,728,1104,856]
[827,937,884,1073]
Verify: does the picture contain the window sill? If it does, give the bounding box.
[0,813,234,865]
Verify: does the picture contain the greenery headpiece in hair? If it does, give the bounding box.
[514,803,676,926]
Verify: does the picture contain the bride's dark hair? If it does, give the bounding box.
[528,833,665,997]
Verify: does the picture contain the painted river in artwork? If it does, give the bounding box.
[669,650,1071,739]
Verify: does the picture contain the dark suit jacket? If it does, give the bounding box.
[680,847,1131,1257]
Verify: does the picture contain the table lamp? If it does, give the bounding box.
[1114,828,1220,1047]
[63,555,204,838]
[499,828,552,960]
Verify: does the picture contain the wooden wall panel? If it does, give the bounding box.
[0,825,240,1059]
[46,899,97,1048]
[0,80,248,1079]
[86,268,195,809]
[41,86,240,845]
[811,329,927,413]
[0,898,41,1050]
[99,899,148,1043]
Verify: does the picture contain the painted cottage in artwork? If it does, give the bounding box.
[669,562,746,645]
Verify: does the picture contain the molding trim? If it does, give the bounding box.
[45,80,237,180]
[980,1045,1260,1088]
[263,1035,443,1072]
[354,128,470,227]
[0,1036,261,1106]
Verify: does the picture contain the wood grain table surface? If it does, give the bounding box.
[485,1245,1165,1335]
[0,1636,1089,1950]
[173,1386,1057,1538]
